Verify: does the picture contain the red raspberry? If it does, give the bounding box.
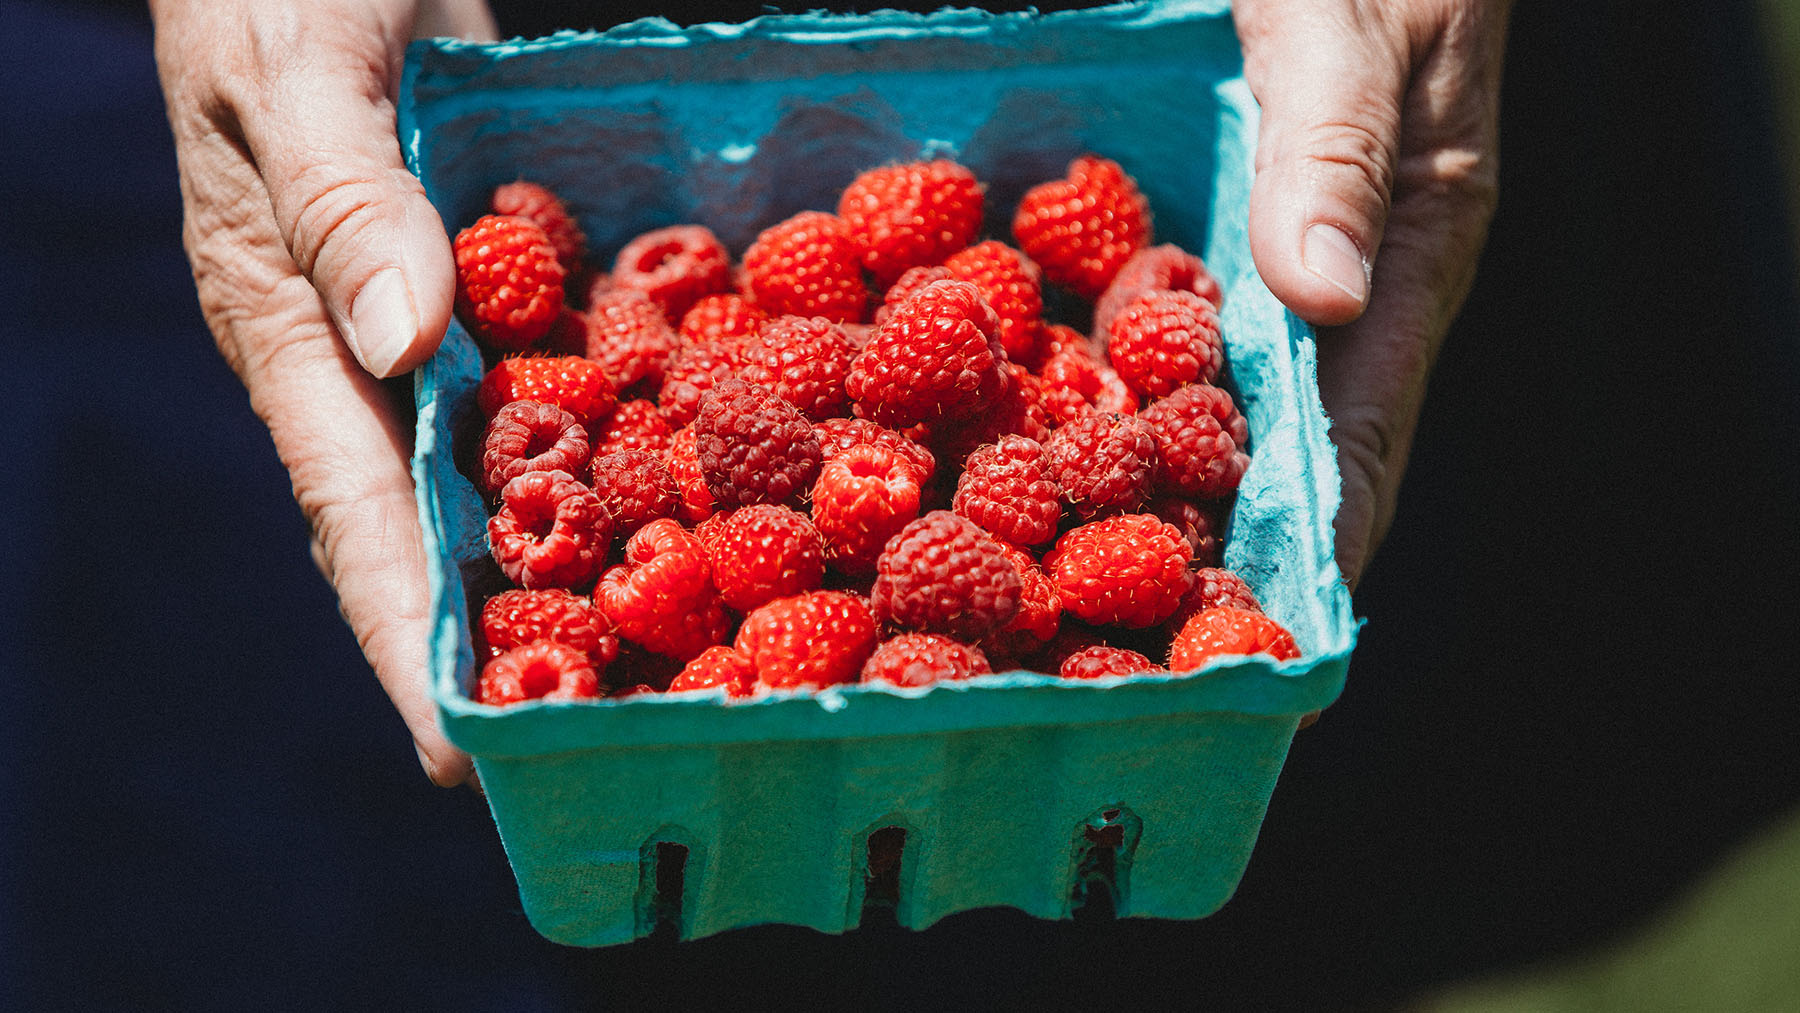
[490,181,587,279]
[813,417,937,485]
[609,224,732,321]
[1059,645,1161,681]
[861,633,992,688]
[667,645,757,697]
[478,640,602,706]
[1037,334,1139,425]
[477,354,618,430]
[1043,412,1158,521]
[588,449,680,538]
[657,338,746,430]
[697,504,826,613]
[589,398,674,457]
[809,442,925,577]
[693,378,823,509]
[1093,243,1223,337]
[1146,495,1226,567]
[1043,513,1194,628]
[837,159,984,286]
[1012,155,1151,299]
[1170,566,1263,632]
[595,518,730,661]
[740,210,870,323]
[478,399,591,497]
[923,362,1052,472]
[736,591,879,690]
[487,470,614,591]
[952,435,1063,548]
[478,588,619,669]
[663,426,715,525]
[1138,382,1252,499]
[737,315,857,420]
[845,279,1008,429]
[871,510,1022,640]
[678,292,769,345]
[980,543,1062,666]
[1105,289,1225,399]
[942,240,1045,366]
[453,214,567,351]
[876,265,954,325]
[583,288,680,394]
[1169,606,1301,671]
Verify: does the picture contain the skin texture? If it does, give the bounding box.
[151,0,1508,786]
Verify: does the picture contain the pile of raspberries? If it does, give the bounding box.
[452,155,1301,706]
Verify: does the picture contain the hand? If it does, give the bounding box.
[152,0,497,786]
[1235,0,1511,589]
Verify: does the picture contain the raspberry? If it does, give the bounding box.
[609,224,732,321]
[837,159,985,285]
[737,315,857,420]
[861,633,992,688]
[490,181,587,279]
[924,362,1052,473]
[952,435,1063,548]
[1146,495,1226,567]
[667,645,757,697]
[845,279,1008,429]
[589,398,674,457]
[1043,412,1158,521]
[583,288,680,394]
[595,518,730,660]
[810,442,925,577]
[588,449,680,538]
[1012,154,1151,298]
[479,588,620,669]
[1059,645,1161,681]
[477,354,618,430]
[657,338,746,430]
[1168,606,1301,671]
[478,640,602,706]
[487,470,614,591]
[697,504,826,613]
[1093,243,1223,337]
[693,378,823,509]
[813,417,937,485]
[942,240,1045,366]
[1043,513,1194,628]
[453,214,567,351]
[1105,289,1225,399]
[1170,566,1263,632]
[871,510,1021,639]
[876,265,954,325]
[980,543,1062,666]
[736,591,879,690]
[478,399,591,497]
[740,210,869,323]
[678,292,770,345]
[663,426,715,524]
[1037,334,1139,425]
[1138,382,1251,499]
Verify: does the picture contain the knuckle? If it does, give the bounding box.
[285,169,386,278]
[1299,116,1400,210]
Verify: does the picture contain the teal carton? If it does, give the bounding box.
[402,0,1358,946]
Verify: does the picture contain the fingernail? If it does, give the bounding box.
[347,267,419,377]
[1303,223,1370,305]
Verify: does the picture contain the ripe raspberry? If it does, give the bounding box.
[810,442,925,577]
[678,292,770,345]
[692,379,822,509]
[488,470,614,591]
[1093,243,1223,337]
[657,338,746,430]
[667,645,757,697]
[876,265,954,325]
[1105,289,1225,399]
[923,362,1052,473]
[595,518,730,661]
[663,426,715,524]
[837,159,984,285]
[478,399,591,497]
[479,588,620,669]
[589,398,674,457]
[740,210,870,323]
[477,354,618,430]
[980,543,1062,666]
[588,449,680,538]
[697,504,826,613]
[453,214,567,351]
[583,288,680,394]
[813,417,937,484]
[609,224,732,321]
[952,435,1063,548]
[1170,566,1263,632]
[871,510,1022,639]
[737,315,857,420]
[736,591,879,690]
[942,240,1045,366]
[1169,606,1301,671]
[490,181,587,279]
[861,633,992,688]
[1037,334,1139,425]
[1059,645,1161,681]
[1043,513,1194,628]
[478,640,602,706]
[1043,412,1158,521]
[1012,155,1151,299]
[1146,495,1226,567]
[845,279,1008,429]
[1138,382,1252,499]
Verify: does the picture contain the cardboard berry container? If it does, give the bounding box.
[402,0,1358,947]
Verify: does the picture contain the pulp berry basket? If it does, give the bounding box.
[402,0,1359,947]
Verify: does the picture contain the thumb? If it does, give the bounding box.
[1238,3,1408,326]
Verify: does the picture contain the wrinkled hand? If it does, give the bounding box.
[152,0,496,786]
[1235,0,1510,589]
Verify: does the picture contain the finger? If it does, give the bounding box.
[414,0,500,41]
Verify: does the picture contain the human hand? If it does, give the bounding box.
[1234,0,1510,589]
[152,0,497,786]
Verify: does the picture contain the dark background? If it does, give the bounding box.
[6,1,1798,1009]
